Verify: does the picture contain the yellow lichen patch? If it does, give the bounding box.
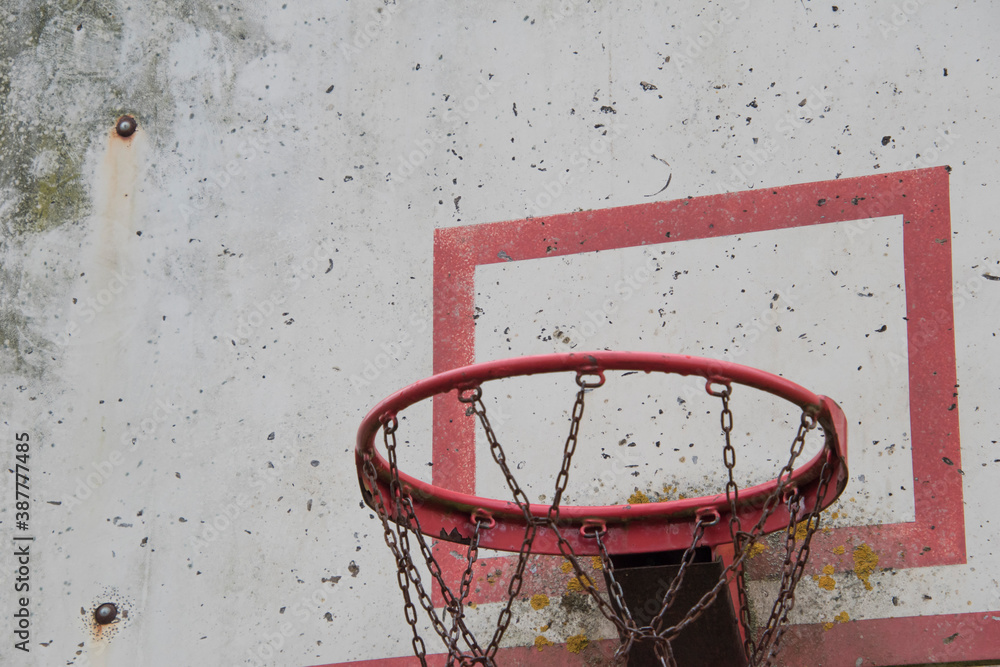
[486,569,502,585]
[591,556,603,570]
[468,602,477,609]
[746,542,768,559]
[794,518,820,541]
[530,594,550,610]
[852,544,879,591]
[833,545,846,555]
[824,610,850,630]
[534,636,553,651]
[628,489,651,504]
[539,624,549,632]
[566,633,589,653]
[560,560,574,574]
[813,564,837,590]
[567,574,593,592]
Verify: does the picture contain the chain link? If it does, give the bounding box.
[362,452,431,665]
[755,439,833,666]
[460,391,541,660]
[372,419,487,662]
[654,638,679,667]
[364,374,833,667]
[719,391,754,661]
[596,530,636,633]
[554,522,637,637]
[447,518,483,652]
[648,517,710,638]
[548,385,588,520]
[460,390,534,514]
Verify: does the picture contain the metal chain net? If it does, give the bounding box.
[362,373,834,666]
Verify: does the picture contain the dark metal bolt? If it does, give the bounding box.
[116,116,137,138]
[94,602,118,625]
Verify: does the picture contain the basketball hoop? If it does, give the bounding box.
[356,351,848,666]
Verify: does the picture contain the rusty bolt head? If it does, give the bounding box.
[115,116,137,138]
[94,602,118,625]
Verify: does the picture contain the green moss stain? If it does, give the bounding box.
[0,0,124,236]
[0,0,268,375]
[12,134,89,234]
[0,308,37,375]
[26,4,52,47]
[1,0,266,237]
[0,312,22,357]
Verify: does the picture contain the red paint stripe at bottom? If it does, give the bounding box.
[775,612,1000,667]
[311,639,619,667]
[310,612,1000,667]
[315,655,446,667]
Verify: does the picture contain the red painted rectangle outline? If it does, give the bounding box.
[431,167,964,583]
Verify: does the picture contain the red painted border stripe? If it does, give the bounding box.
[774,612,1000,666]
[312,612,1000,666]
[313,638,619,666]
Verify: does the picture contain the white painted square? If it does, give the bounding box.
[472,216,913,529]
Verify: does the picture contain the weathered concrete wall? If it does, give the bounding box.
[1,0,998,665]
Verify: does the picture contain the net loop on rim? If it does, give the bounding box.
[457,385,483,403]
[356,351,849,667]
[579,519,608,539]
[781,483,801,506]
[576,369,606,389]
[705,377,732,397]
[380,412,399,433]
[469,509,495,529]
[695,507,722,527]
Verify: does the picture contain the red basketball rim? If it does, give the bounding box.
[356,351,848,555]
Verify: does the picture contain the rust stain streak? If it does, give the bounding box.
[97,123,142,271]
